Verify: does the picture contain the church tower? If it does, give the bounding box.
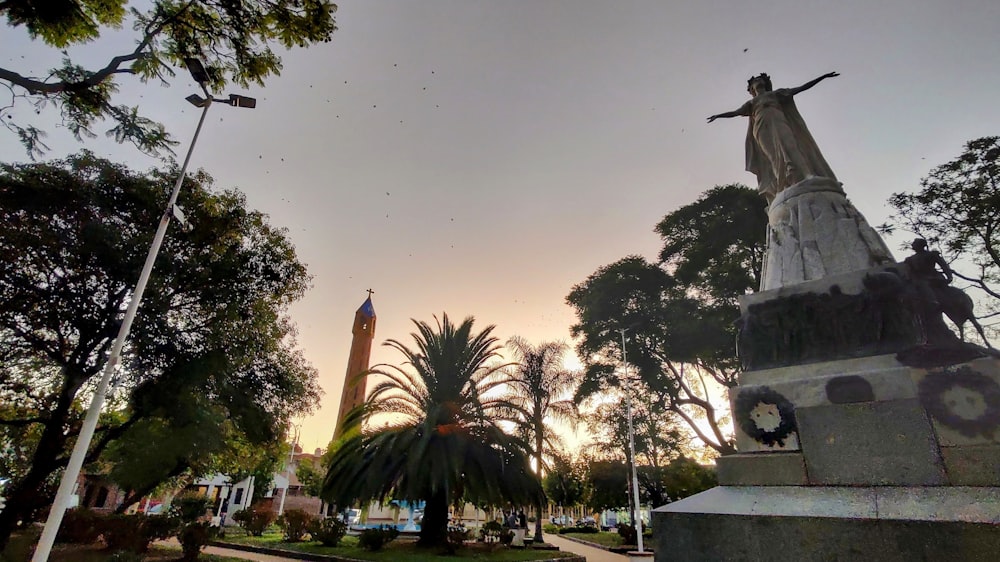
[333,291,376,439]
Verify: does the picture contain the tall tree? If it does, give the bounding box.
[656,184,767,301]
[505,336,578,542]
[882,136,1000,341]
[583,459,628,514]
[567,185,766,456]
[568,256,738,455]
[654,457,717,504]
[584,390,685,519]
[321,314,542,548]
[585,392,685,470]
[542,455,585,522]
[0,152,319,547]
[1,0,338,157]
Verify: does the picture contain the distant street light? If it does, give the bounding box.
[31,59,256,562]
[277,424,301,516]
[619,328,644,554]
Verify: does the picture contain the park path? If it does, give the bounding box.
[202,543,302,561]
[165,534,626,562]
[157,538,301,561]
[542,533,628,562]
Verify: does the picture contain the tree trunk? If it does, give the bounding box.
[533,430,544,543]
[0,375,82,550]
[417,491,449,547]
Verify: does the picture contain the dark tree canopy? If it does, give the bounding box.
[638,457,716,508]
[542,456,585,512]
[656,184,767,302]
[0,152,319,547]
[1,0,338,157]
[586,392,684,469]
[883,136,1000,337]
[567,185,766,456]
[583,459,628,513]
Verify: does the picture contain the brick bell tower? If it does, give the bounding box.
[333,290,376,439]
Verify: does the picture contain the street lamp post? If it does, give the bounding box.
[30,59,255,562]
[619,329,644,553]
[277,424,300,516]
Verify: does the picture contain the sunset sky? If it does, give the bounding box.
[3,0,999,451]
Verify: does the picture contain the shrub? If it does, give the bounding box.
[559,525,598,534]
[617,523,634,544]
[443,527,470,554]
[357,525,399,551]
[101,514,175,553]
[542,524,559,534]
[170,493,213,524]
[144,515,181,542]
[55,509,102,544]
[231,506,276,536]
[179,521,217,561]
[277,509,315,542]
[479,520,512,545]
[309,517,348,547]
[617,522,638,545]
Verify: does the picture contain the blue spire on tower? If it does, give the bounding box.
[358,290,375,318]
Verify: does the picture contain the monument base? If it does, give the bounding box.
[761,177,894,291]
[652,486,1000,562]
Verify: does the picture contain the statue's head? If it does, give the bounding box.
[747,73,772,96]
[911,238,928,251]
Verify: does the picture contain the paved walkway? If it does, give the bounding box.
[542,533,628,562]
[168,535,629,562]
[158,538,302,561]
[203,543,302,561]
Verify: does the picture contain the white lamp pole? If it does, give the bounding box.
[31,59,255,562]
[619,329,644,553]
[277,424,300,516]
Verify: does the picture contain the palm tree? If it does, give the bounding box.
[322,314,542,547]
[505,336,578,543]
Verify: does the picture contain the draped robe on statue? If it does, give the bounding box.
[745,89,837,203]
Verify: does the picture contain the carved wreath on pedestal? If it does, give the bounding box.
[918,366,1000,439]
[734,386,798,447]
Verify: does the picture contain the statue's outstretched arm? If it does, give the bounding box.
[935,253,955,284]
[786,72,840,96]
[707,101,751,123]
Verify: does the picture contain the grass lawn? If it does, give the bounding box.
[219,529,576,561]
[559,532,623,548]
[558,531,655,551]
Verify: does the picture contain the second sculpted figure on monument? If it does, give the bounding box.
[708,71,894,290]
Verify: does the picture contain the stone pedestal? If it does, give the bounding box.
[761,178,894,291]
[627,550,654,562]
[654,267,1000,560]
[654,486,1000,562]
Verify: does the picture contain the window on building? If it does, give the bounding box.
[95,487,109,508]
[233,488,244,505]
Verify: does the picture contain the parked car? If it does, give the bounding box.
[342,508,361,525]
[578,516,597,527]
